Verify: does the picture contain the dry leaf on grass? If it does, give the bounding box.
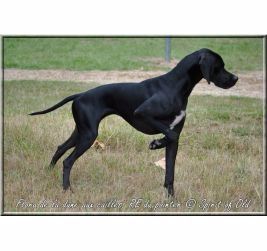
[92,140,105,150]
[154,157,165,170]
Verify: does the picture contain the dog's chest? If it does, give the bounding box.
[169,110,186,129]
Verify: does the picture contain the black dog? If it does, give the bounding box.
[29,48,238,196]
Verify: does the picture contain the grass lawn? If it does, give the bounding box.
[3,37,263,71]
[3,80,263,213]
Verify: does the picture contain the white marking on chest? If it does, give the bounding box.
[170,110,186,129]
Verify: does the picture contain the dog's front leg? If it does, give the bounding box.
[134,95,179,142]
[163,117,186,197]
[164,140,179,197]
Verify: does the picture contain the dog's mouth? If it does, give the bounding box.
[222,81,237,89]
[214,75,238,89]
[224,77,238,89]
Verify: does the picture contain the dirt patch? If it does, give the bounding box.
[4,69,264,98]
[134,56,178,70]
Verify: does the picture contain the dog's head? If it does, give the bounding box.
[199,48,238,89]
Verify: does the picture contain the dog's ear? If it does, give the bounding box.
[199,54,213,84]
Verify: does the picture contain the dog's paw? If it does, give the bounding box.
[149,139,163,150]
[164,184,175,198]
[63,185,74,193]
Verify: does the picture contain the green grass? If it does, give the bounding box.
[3,80,263,213]
[4,37,263,71]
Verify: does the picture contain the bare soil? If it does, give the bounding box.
[4,69,264,98]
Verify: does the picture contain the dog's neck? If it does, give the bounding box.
[166,54,203,97]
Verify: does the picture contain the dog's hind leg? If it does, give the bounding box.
[49,128,78,168]
[62,101,101,191]
[62,129,98,190]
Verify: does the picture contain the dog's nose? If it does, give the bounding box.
[233,75,238,82]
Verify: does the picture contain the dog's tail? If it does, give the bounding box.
[29,93,81,116]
